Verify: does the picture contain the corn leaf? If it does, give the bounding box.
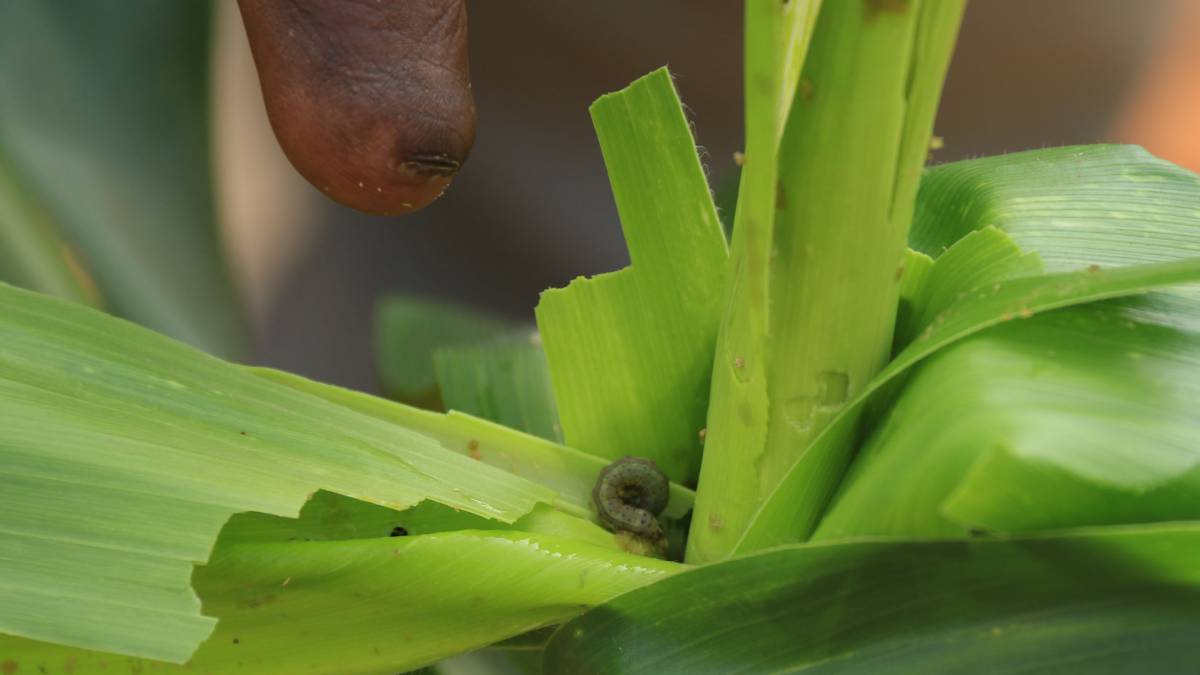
[0,283,561,662]
[912,145,1200,271]
[433,334,561,443]
[816,297,1200,539]
[545,525,1200,674]
[535,67,728,483]
[375,296,519,408]
[216,491,616,552]
[736,256,1200,552]
[252,367,695,522]
[892,226,1042,349]
[0,529,681,673]
[735,144,1200,552]
[688,0,965,563]
[684,0,820,564]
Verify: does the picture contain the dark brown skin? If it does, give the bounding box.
[238,0,475,215]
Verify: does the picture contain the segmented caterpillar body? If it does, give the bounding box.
[592,456,669,538]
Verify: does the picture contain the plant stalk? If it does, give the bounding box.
[687,0,965,563]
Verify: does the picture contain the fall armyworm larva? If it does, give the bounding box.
[592,456,670,538]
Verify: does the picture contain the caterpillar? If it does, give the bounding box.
[237,0,475,215]
[592,456,670,538]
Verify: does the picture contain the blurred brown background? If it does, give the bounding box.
[214,0,1199,391]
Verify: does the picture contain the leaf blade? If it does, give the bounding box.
[690,0,966,563]
[433,334,561,442]
[1,529,682,673]
[912,144,1200,271]
[736,256,1200,552]
[546,525,1200,674]
[0,283,558,661]
[375,296,518,408]
[252,366,696,521]
[816,297,1200,540]
[535,67,728,483]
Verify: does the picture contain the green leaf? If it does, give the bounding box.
[798,145,1200,542]
[685,0,816,565]
[892,226,1043,349]
[912,145,1200,271]
[0,529,682,673]
[734,145,1200,553]
[891,247,934,348]
[0,1,244,356]
[252,367,696,522]
[375,296,519,408]
[736,256,1200,553]
[0,283,560,662]
[679,0,824,564]
[433,333,562,442]
[545,525,1200,674]
[218,489,478,542]
[535,67,728,483]
[212,485,628,596]
[744,0,824,148]
[216,490,616,552]
[816,297,1200,539]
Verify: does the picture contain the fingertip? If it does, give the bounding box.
[238,0,475,216]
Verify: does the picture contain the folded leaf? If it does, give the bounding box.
[1,529,682,673]
[892,226,1042,349]
[817,297,1200,539]
[737,256,1200,552]
[734,147,1200,552]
